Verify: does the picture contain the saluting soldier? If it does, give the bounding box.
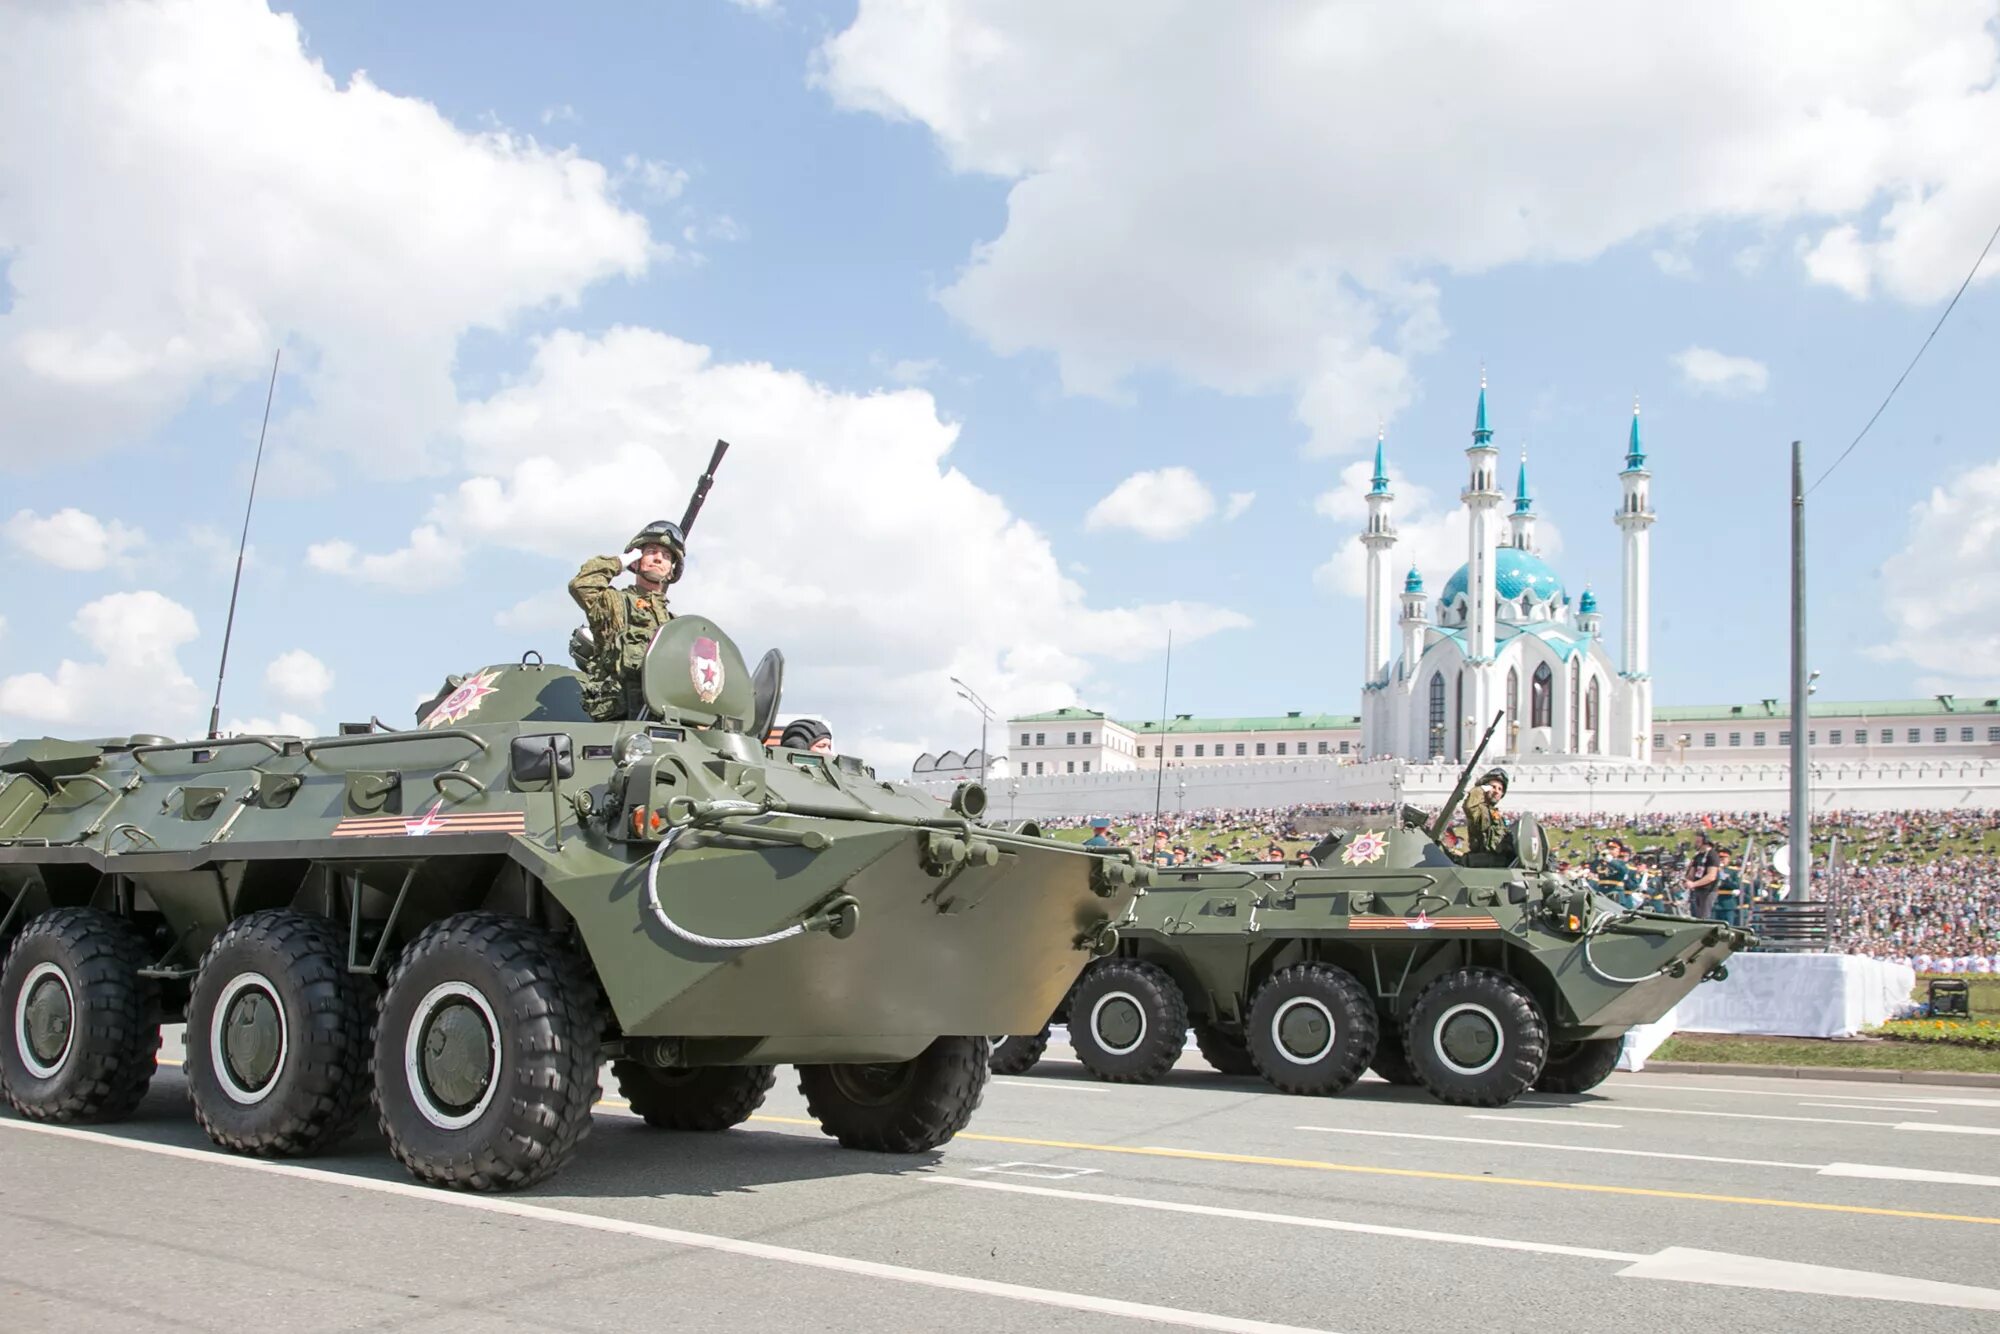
[1457,768,1515,868]
[568,520,682,722]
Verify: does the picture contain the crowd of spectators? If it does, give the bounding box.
[1042,803,1999,971]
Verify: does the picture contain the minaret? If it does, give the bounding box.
[1506,448,1537,552]
[1616,399,1656,761]
[1397,566,1430,759]
[1399,566,1429,678]
[1463,374,1503,666]
[1360,429,1397,686]
[1576,585,1601,637]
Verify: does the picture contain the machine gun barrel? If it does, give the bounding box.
[680,438,730,538]
[1428,710,1505,843]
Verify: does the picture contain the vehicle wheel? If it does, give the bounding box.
[1368,1026,1420,1086]
[1245,964,1377,1095]
[988,1025,1050,1075]
[1403,968,1548,1107]
[1068,959,1188,1083]
[0,908,158,1122]
[798,1035,988,1153]
[1533,1037,1623,1094]
[186,910,374,1156]
[1191,1021,1257,1076]
[374,913,603,1191]
[613,1061,775,1130]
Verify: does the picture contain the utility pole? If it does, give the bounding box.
[1789,441,1810,902]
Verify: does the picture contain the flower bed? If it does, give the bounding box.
[1869,1018,2000,1049]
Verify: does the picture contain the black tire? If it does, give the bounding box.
[1191,1022,1257,1077]
[1068,959,1188,1083]
[1403,968,1548,1107]
[374,913,603,1191]
[1245,964,1377,1096]
[613,1061,775,1130]
[1368,1026,1420,1086]
[988,1025,1051,1075]
[0,908,158,1122]
[798,1035,988,1153]
[1533,1037,1624,1094]
[186,910,375,1156]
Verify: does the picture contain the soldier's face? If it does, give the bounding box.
[633,543,677,586]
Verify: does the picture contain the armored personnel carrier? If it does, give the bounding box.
[992,808,1752,1107]
[0,617,1143,1190]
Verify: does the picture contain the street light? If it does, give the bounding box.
[948,676,997,781]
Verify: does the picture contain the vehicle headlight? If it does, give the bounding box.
[616,731,654,767]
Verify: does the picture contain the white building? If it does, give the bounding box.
[1360,378,1652,763]
[1004,707,1359,778]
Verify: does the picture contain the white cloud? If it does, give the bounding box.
[541,104,579,126]
[1222,491,1255,522]
[1870,460,2000,694]
[306,525,461,585]
[0,0,653,474]
[1651,249,1695,279]
[264,648,333,710]
[3,507,145,571]
[0,591,204,735]
[1314,458,1562,601]
[1799,225,1873,300]
[1672,346,1770,397]
[887,357,940,385]
[619,155,690,204]
[222,712,318,738]
[1085,467,1216,541]
[816,3,2000,452]
[318,326,1248,755]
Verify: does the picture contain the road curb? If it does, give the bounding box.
[1640,1060,2000,1088]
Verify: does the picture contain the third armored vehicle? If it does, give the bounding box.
[992,808,1751,1106]
[0,616,1143,1190]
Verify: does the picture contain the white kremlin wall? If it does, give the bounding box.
[923,757,2000,821]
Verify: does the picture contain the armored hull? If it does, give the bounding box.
[0,617,1141,1189]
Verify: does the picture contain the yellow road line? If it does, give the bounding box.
[743,1116,2000,1228]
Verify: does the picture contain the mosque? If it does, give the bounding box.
[1358,379,1654,764]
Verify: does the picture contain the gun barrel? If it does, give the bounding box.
[680,438,730,538]
[1428,710,1506,842]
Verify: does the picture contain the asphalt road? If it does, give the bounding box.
[4,1029,1999,1333]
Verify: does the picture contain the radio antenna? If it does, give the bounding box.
[206,349,281,739]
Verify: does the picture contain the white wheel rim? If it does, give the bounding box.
[209,970,288,1106]
[14,961,75,1080]
[404,980,504,1131]
[1269,996,1336,1065]
[1089,990,1148,1056]
[1432,1001,1505,1076]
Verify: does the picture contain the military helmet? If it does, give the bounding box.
[1476,767,1510,794]
[625,519,687,583]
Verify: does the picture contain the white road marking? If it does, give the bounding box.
[1896,1122,2000,1136]
[923,1176,2000,1313]
[990,1078,1112,1094]
[1518,1100,1897,1127]
[1617,1246,2000,1311]
[1296,1125,1821,1171]
[1820,1163,2000,1189]
[916,1174,1642,1262]
[1627,1083,2000,1110]
[1803,1103,1936,1114]
[974,1162,1102,1181]
[0,1119,1329,1334]
[1466,1114,1624,1129]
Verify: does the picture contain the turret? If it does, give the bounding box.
[1576,584,1601,636]
[1399,565,1430,681]
[1359,429,1397,685]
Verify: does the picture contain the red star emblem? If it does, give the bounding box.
[422,669,501,729]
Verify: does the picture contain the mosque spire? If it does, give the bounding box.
[1625,395,1646,470]
[1513,447,1533,514]
[1472,366,1493,445]
[1370,426,1389,495]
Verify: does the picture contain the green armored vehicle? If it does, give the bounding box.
[992,807,1751,1107]
[0,617,1143,1190]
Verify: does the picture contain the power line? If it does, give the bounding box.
[1808,214,2000,494]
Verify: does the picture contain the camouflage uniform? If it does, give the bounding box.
[568,555,672,721]
[1458,784,1514,868]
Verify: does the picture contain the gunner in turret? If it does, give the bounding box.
[1458,768,1516,868]
[568,520,682,721]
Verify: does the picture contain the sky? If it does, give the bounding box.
[2,0,1998,772]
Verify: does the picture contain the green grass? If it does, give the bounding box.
[1652,1033,2000,1074]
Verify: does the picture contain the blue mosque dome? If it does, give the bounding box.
[1439,547,1567,606]
[1404,566,1424,593]
[1578,586,1598,614]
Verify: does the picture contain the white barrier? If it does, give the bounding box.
[1666,953,1916,1039]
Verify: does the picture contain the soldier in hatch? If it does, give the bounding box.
[568,520,681,722]
[1456,768,1516,868]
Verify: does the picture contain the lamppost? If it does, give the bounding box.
[1008,778,1019,823]
[1176,776,1187,814]
[1675,734,1690,767]
[1429,723,1443,762]
[1583,767,1600,820]
[948,676,997,781]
